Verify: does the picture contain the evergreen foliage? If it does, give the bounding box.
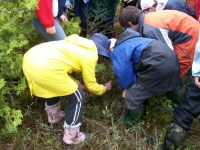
[0,0,37,138]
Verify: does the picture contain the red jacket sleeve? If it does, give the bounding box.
[196,0,200,22]
[35,0,55,28]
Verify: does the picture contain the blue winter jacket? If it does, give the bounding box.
[110,29,153,89]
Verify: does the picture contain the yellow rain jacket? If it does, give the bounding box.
[22,34,106,98]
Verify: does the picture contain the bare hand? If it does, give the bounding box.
[104,80,112,91]
[46,26,56,34]
[122,89,127,98]
[194,76,200,88]
[60,15,68,22]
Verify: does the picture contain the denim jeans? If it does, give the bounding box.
[32,18,66,41]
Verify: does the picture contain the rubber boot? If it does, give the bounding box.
[63,122,90,145]
[123,108,144,126]
[163,123,186,150]
[45,101,65,124]
[167,89,182,109]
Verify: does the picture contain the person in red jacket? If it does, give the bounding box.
[32,0,67,41]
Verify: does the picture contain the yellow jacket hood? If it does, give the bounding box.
[64,34,97,53]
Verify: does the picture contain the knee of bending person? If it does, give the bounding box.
[125,87,152,110]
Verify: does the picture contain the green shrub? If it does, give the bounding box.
[0,0,38,138]
[63,11,81,35]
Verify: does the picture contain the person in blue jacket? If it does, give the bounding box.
[109,29,183,126]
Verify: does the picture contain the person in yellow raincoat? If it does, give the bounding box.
[22,33,113,145]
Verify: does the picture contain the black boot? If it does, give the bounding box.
[163,123,186,150]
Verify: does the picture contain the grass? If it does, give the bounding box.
[1,61,200,150]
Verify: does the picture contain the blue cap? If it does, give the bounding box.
[90,33,111,57]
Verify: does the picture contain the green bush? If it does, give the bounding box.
[63,11,81,35]
[0,0,37,138]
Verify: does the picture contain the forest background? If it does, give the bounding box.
[0,0,199,149]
